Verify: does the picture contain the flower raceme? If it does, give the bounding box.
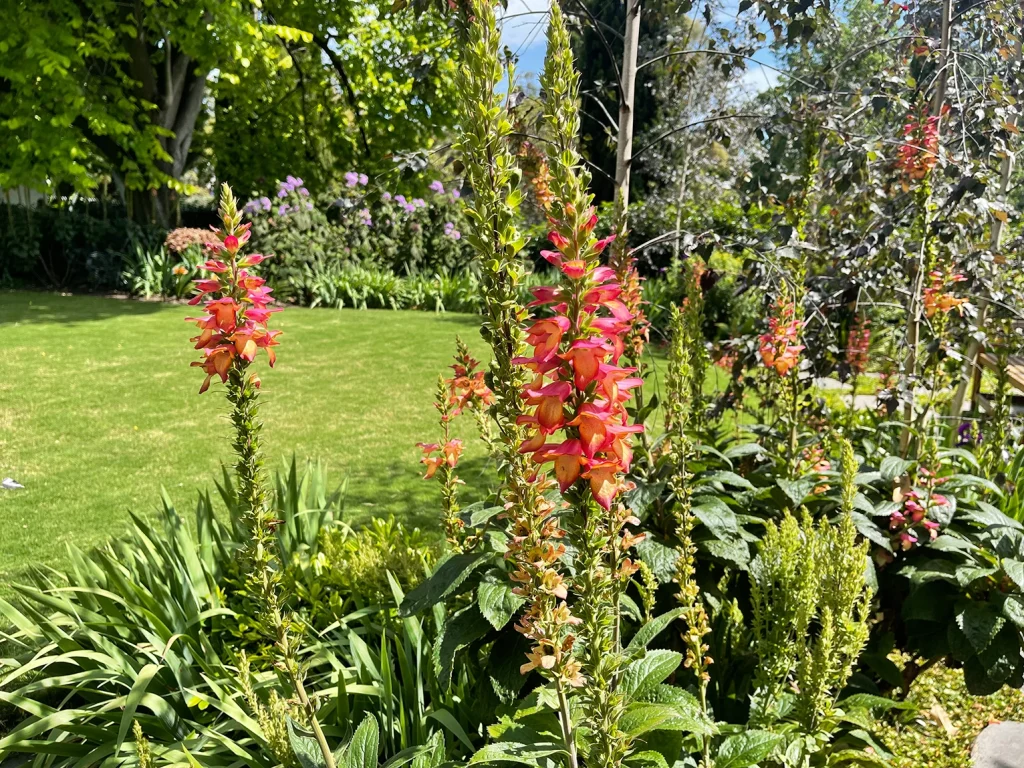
[513,216,644,511]
[923,268,967,318]
[186,218,281,394]
[759,296,805,377]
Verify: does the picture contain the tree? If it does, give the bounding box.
[209,2,461,197]
[0,0,292,225]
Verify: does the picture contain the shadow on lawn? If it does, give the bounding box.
[0,290,169,326]
[340,454,495,532]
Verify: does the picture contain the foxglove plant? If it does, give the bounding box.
[453,6,584,760]
[186,184,335,768]
[513,5,647,765]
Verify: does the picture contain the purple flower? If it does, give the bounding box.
[382,191,392,201]
[395,194,407,205]
[345,171,359,188]
[412,198,426,208]
[358,207,373,227]
[444,221,455,233]
[403,203,416,213]
[429,180,445,194]
[277,188,289,198]
[261,196,272,211]
[450,230,461,240]
[358,173,368,186]
[306,202,314,210]
[243,200,259,214]
[278,204,289,216]
[299,187,309,196]
[451,189,461,199]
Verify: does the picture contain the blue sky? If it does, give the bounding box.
[497,0,781,93]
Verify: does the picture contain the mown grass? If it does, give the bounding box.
[0,290,496,583]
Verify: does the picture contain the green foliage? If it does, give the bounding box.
[244,179,473,302]
[0,203,164,290]
[120,243,200,299]
[0,460,488,765]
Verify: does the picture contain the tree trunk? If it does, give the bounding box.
[610,0,642,269]
[947,1,1023,418]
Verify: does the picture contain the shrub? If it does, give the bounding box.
[0,203,163,291]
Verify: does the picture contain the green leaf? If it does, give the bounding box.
[880,456,912,483]
[627,750,670,768]
[636,537,680,583]
[956,602,1004,653]
[478,577,525,630]
[723,443,766,460]
[401,553,492,616]
[1003,559,1024,592]
[715,730,784,768]
[1003,594,1024,629]
[620,703,702,736]
[776,479,813,506]
[434,604,492,690]
[627,607,686,651]
[489,630,532,701]
[114,663,161,753]
[469,742,565,765]
[944,474,1003,495]
[346,714,380,768]
[288,719,329,768]
[693,498,739,538]
[700,470,755,491]
[620,650,683,698]
[427,709,475,752]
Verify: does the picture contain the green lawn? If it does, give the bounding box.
[0,290,495,582]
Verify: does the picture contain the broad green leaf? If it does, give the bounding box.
[715,730,784,768]
[620,650,683,698]
[636,537,680,583]
[469,742,564,765]
[434,604,492,690]
[346,714,380,768]
[620,703,702,735]
[626,750,671,768]
[288,719,328,768]
[880,456,912,483]
[478,578,525,630]
[401,553,492,616]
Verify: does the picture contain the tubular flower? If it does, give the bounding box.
[923,267,967,318]
[186,208,281,394]
[897,108,944,181]
[845,315,871,375]
[514,220,645,510]
[759,296,805,377]
[888,466,949,552]
[418,373,470,549]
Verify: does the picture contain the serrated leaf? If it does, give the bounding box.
[956,602,1004,653]
[715,730,784,768]
[346,715,380,768]
[880,456,912,483]
[478,578,525,630]
[434,604,492,690]
[693,498,739,539]
[776,479,813,506]
[288,719,328,768]
[620,703,701,736]
[469,742,565,764]
[620,650,683,698]
[626,750,670,768]
[401,553,492,616]
[636,537,680,583]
